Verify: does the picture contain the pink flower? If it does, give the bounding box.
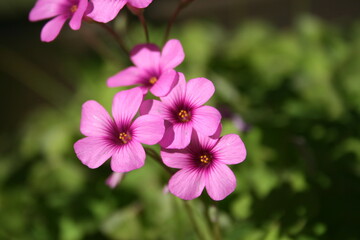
[140,73,222,149]
[88,0,153,23]
[29,0,90,42]
[106,172,125,188]
[161,131,247,201]
[74,88,165,172]
[107,39,184,97]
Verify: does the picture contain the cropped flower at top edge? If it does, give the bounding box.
[29,0,90,42]
[107,39,184,97]
[74,88,165,173]
[161,131,247,201]
[88,0,153,23]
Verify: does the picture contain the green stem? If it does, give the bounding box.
[144,147,174,175]
[183,201,207,240]
[204,202,213,232]
[138,12,150,43]
[213,204,222,240]
[97,22,129,55]
[202,200,222,240]
[163,0,196,45]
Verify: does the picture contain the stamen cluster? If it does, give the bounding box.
[199,154,212,164]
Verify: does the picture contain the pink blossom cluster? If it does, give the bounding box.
[30,0,247,201]
[74,39,247,201]
[29,0,153,42]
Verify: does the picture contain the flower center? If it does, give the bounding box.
[70,5,78,13]
[199,154,212,165]
[118,132,132,144]
[178,109,191,122]
[149,76,158,85]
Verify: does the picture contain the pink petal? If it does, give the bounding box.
[205,163,236,201]
[160,72,186,107]
[186,78,215,107]
[169,168,205,200]
[190,130,217,152]
[69,0,88,30]
[162,184,169,194]
[110,141,145,172]
[107,66,144,88]
[160,39,185,69]
[139,99,164,116]
[29,0,68,21]
[130,43,160,70]
[160,123,192,149]
[211,124,222,139]
[131,115,165,145]
[87,0,127,23]
[74,136,114,169]
[212,134,246,165]
[112,88,143,126]
[106,172,124,188]
[161,148,192,169]
[80,100,113,137]
[138,85,149,95]
[192,106,221,137]
[40,15,68,42]
[127,0,153,8]
[150,69,179,97]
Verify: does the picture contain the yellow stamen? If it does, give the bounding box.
[149,76,158,85]
[199,154,212,164]
[119,132,131,144]
[70,5,78,13]
[178,109,190,122]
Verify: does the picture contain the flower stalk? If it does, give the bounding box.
[97,22,129,55]
[138,12,150,43]
[183,200,207,240]
[144,147,174,175]
[163,0,196,44]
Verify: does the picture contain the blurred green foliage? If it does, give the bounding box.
[1,15,360,240]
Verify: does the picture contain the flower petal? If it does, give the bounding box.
[189,130,217,153]
[192,106,221,137]
[105,172,124,189]
[110,141,145,172]
[160,123,192,149]
[130,43,160,70]
[69,0,88,30]
[40,15,68,42]
[160,39,185,69]
[74,136,114,169]
[169,168,205,200]
[205,163,236,201]
[107,66,144,88]
[186,78,215,107]
[139,99,164,116]
[127,0,153,8]
[150,69,179,97]
[131,115,165,145]
[29,0,68,21]
[112,88,143,126]
[138,85,149,95]
[160,72,186,107]
[213,134,246,165]
[87,0,127,23]
[161,148,192,169]
[211,124,222,139]
[80,100,113,137]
